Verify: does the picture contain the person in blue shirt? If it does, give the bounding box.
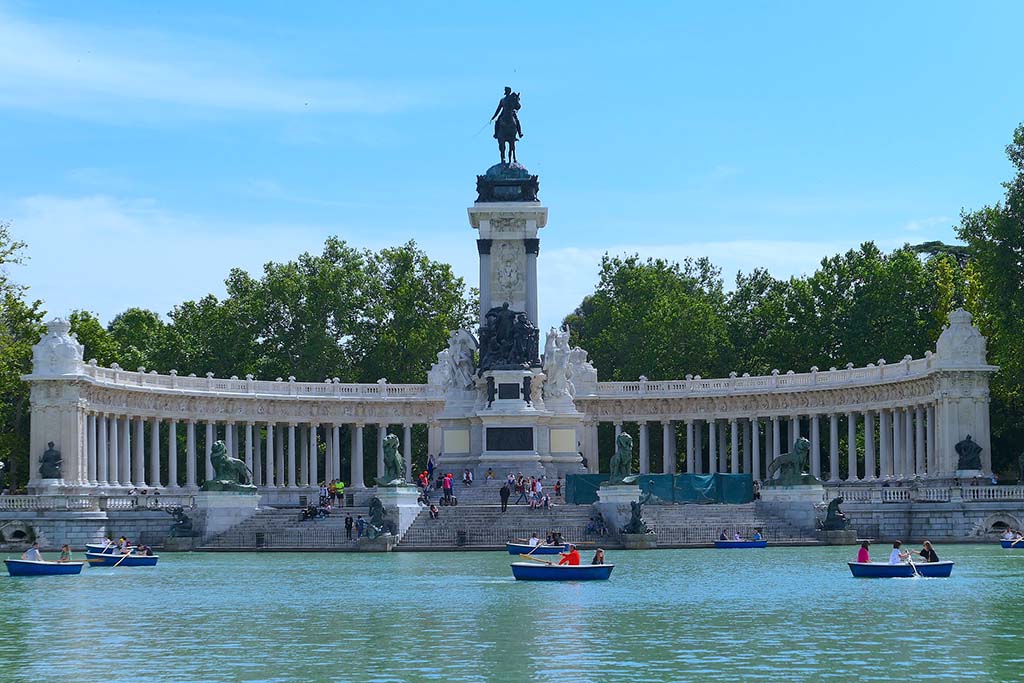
[752,529,763,541]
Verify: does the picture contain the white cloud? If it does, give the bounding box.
[0,10,412,117]
[903,216,951,232]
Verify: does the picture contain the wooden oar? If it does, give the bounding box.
[1012,535,1024,547]
[906,552,920,577]
[112,550,134,568]
[518,553,552,565]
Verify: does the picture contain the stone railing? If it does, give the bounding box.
[826,485,1024,504]
[0,494,195,512]
[80,363,434,399]
[592,355,939,398]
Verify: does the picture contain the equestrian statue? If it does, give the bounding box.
[491,86,523,164]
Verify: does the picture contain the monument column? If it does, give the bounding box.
[717,421,727,473]
[121,415,131,486]
[693,420,703,474]
[846,412,858,481]
[97,414,109,487]
[376,424,387,482]
[149,417,161,488]
[638,422,649,474]
[524,238,540,326]
[244,422,254,480]
[864,411,876,480]
[108,415,120,487]
[729,419,739,474]
[904,407,915,477]
[133,416,147,488]
[751,418,761,481]
[225,421,235,461]
[351,423,366,489]
[332,425,342,483]
[87,413,97,486]
[264,422,275,489]
[926,404,937,475]
[742,419,752,474]
[771,417,781,462]
[185,420,197,489]
[662,421,675,474]
[879,409,892,478]
[685,420,695,474]
[287,423,297,488]
[309,424,319,487]
[477,239,492,322]
[914,406,925,475]
[275,424,285,487]
[403,424,413,481]
[810,414,821,479]
[205,422,215,481]
[707,419,717,474]
[168,420,178,489]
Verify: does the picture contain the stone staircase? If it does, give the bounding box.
[398,503,594,550]
[200,506,370,550]
[419,478,535,506]
[644,503,821,546]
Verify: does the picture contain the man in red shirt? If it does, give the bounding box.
[558,544,580,566]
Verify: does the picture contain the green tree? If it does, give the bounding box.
[68,310,119,365]
[108,308,167,371]
[957,123,1024,473]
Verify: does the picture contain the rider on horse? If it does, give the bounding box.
[492,86,522,140]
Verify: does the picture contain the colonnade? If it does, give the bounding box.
[582,401,955,482]
[76,414,417,491]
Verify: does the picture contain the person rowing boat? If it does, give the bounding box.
[911,540,939,563]
[558,544,580,566]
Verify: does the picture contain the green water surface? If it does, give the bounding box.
[1,545,1023,682]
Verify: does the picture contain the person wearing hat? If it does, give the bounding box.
[558,544,581,566]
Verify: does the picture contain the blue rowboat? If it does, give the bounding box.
[1000,540,1024,549]
[85,543,118,554]
[510,562,613,581]
[714,540,767,549]
[506,542,567,555]
[848,561,954,578]
[85,552,159,567]
[5,559,85,577]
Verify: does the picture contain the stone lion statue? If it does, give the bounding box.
[608,432,635,484]
[201,440,256,492]
[364,496,397,539]
[766,436,811,487]
[376,433,405,487]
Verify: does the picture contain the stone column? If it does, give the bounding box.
[121,415,131,486]
[97,414,109,487]
[742,419,752,474]
[638,422,649,474]
[892,409,904,477]
[789,416,799,451]
[614,423,622,439]
[926,404,937,475]
[244,422,254,480]
[477,239,491,322]
[287,424,297,488]
[914,406,925,476]
[904,407,915,477]
[133,416,147,488]
[403,424,413,482]
[205,422,215,482]
[264,422,276,489]
[810,414,822,479]
[879,409,892,478]
[149,418,161,488]
[225,422,235,463]
[332,425,342,482]
[108,416,120,487]
[524,238,540,326]
[586,420,599,473]
[846,412,858,481]
[275,424,285,487]
[694,420,703,474]
[685,420,695,474]
[717,420,727,472]
[324,427,333,482]
[864,411,876,480]
[772,417,781,462]
[829,414,841,483]
[751,418,761,481]
[729,419,739,474]
[376,424,387,482]
[309,423,319,487]
[662,422,675,474]
[300,425,309,486]
[707,419,717,474]
[978,398,992,474]
[168,420,179,489]
[352,424,365,489]
[86,413,97,486]
[186,420,197,489]
[253,424,263,486]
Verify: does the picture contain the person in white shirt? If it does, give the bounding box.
[527,533,540,547]
[733,531,742,541]
[888,541,909,564]
[22,543,42,562]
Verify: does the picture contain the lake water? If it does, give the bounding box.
[1,544,1023,682]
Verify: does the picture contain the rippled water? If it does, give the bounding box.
[2,545,1023,682]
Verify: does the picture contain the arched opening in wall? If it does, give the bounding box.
[977,513,1021,537]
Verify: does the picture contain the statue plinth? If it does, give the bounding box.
[192,491,261,541]
[759,484,825,504]
[596,483,641,505]
[621,533,657,550]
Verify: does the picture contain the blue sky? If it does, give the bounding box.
[2,1,1022,334]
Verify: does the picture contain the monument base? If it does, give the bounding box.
[594,484,641,539]
[621,532,657,550]
[192,491,261,541]
[759,484,826,505]
[357,534,397,552]
[373,486,422,538]
[817,529,858,545]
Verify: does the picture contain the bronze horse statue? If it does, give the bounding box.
[492,90,523,164]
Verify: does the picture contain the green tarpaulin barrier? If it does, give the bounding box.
[565,473,753,505]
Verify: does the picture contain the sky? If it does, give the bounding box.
[2,2,1023,334]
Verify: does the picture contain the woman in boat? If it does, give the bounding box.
[913,540,939,563]
[591,548,606,565]
[558,544,581,566]
[752,529,763,541]
[888,541,910,564]
[719,529,729,541]
[856,541,870,563]
[58,544,71,562]
[732,531,742,541]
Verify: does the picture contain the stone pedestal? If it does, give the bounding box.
[758,484,825,534]
[32,478,63,495]
[373,486,421,538]
[594,484,641,538]
[192,491,261,542]
[621,532,657,550]
[356,534,398,552]
[817,529,859,545]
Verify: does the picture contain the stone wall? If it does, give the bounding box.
[842,501,1024,543]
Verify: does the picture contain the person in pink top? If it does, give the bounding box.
[856,541,871,563]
